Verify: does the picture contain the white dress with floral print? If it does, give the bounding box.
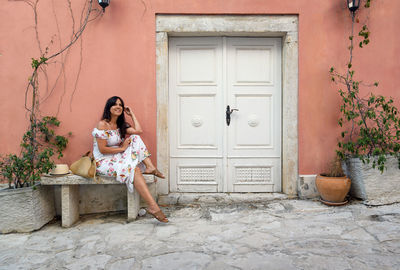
[92,128,150,193]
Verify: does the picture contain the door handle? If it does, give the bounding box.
[226,105,239,126]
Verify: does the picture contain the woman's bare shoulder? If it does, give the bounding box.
[96,120,109,130]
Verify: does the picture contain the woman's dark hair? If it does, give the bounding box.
[101,96,128,139]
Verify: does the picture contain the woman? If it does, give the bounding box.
[92,96,168,223]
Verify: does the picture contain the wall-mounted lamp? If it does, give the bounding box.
[98,0,110,13]
[347,0,360,13]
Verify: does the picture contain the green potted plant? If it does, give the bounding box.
[330,0,400,204]
[0,116,68,233]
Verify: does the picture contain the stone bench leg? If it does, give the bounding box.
[127,188,140,222]
[61,185,80,228]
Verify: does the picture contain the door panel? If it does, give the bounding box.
[228,158,281,192]
[178,47,218,85]
[178,94,217,148]
[170,158,222,192]
[169,37,281,193]
[234,47,274,84]
[234,94,272,148]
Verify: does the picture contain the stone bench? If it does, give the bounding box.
[41,174,155,227]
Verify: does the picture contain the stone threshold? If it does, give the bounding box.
[158,192,293,206]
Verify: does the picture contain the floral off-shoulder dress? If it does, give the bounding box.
[92,128,150,193]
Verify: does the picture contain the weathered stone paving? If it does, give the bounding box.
[0,199,399,269]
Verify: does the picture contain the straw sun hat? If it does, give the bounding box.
[50,164,70,175]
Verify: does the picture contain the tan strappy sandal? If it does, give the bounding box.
[147,209,169,223]
[144,169,165,179]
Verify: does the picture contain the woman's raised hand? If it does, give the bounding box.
[121,137,132,151]
[125,106,134,117]
[124,106,142,134]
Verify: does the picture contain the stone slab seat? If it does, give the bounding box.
[41,173,155,228]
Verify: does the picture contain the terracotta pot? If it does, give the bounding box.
[315,174,351,205]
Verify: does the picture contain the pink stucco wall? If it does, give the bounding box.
[1,0,399,175]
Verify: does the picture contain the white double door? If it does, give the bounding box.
[169,37,281,192]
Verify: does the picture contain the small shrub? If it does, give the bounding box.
[0,116,68,188]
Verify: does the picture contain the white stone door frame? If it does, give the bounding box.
[156,15,299,195]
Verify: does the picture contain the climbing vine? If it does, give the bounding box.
[0,0,102,188]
